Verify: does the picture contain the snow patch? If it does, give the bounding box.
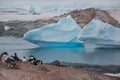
[104,73,120,77]
[4,26,10,31]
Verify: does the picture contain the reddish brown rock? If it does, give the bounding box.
[54,8,120,28]
[0,62,119,80]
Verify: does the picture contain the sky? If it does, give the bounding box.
[0,0,120,9]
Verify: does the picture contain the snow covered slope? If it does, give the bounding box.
[79,19,120,48]
[23,15,83,47]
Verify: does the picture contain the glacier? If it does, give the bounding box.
[23,15,84,47]
[79,19,120,48]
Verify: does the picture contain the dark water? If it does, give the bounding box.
[0,37,120,65]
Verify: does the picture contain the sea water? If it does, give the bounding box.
[0,37,120,65]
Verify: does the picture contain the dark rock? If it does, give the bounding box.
[49,60,61,66]
[60,62,120,73]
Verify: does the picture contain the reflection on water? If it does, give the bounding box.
[26,47,120,65]
[0,37,120,65]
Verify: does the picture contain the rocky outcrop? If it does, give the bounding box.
[0,19,57,37]
[95,9,120,27]
[50,61,120,74]
[54,8,120,28]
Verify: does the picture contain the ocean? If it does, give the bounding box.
[0,36,120,65]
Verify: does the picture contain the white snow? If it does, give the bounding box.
[104,73,120,77]
[4,25,10,31]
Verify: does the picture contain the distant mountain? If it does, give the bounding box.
[0,0,120,15]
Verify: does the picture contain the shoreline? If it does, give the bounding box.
[0,37,120,76]
[0,61,120,80]
[49,60,120,74]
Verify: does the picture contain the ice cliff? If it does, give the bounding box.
[79,19,120,48]
[23,15,83,47]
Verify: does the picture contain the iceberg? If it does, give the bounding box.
[79,19,120,48]
[29,5,37,14]
[23,15,84,47]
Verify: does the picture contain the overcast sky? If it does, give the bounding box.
[0,0,120,9]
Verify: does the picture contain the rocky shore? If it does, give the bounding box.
[0,20,57,37]
[49,60,120,74]
[0,62,120,80]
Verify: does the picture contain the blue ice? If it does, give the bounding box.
[79,19,120,48]
[23,15,84,47]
